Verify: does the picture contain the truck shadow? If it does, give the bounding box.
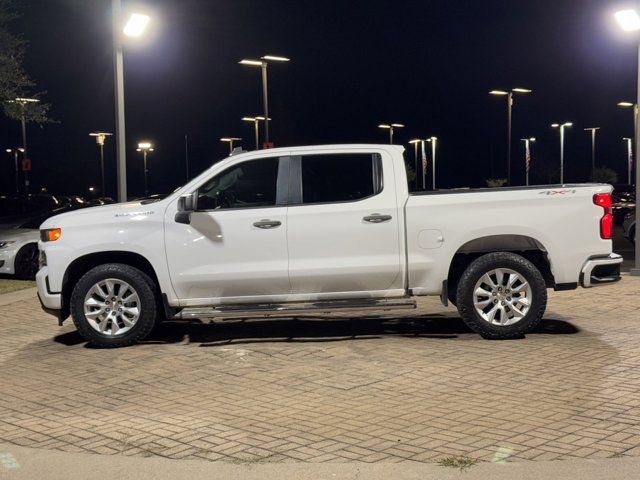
[54,315,579,347]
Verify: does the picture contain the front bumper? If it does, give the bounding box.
[580,253,623,288]
[36,267,62,310]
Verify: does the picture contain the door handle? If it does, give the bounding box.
[253,219,282,229]
[363,213,392,223]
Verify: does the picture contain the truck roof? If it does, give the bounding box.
[226,144,405,159]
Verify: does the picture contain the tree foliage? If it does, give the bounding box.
[0,0,50,123]
[590,166,618,185]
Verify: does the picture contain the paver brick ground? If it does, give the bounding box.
[0,276,639,464]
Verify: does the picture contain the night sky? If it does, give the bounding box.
[1,0,640,198]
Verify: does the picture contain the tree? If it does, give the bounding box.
[0,0,50,123]
[590,167,618,185]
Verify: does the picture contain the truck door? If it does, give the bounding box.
[286,150,403,295]
[164,155,291,302]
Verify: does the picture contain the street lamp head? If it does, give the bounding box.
[261,55,290,62]
[584,127,600,131]
[615,9,640,32]
[512,88,532,93]
[242,116,256,122]
[13,97,39,103]
[391,123,405,128]
[564,122,573,127]
[123,13,150,37]
[551,123,560,128]
[408,139,421,144]
[489,90,509,95]
[378,124,391,129]
[618,101,635,107]
[18,148,24,152]
[530,137,536,142]
[239,59,263,66]
[220,137,242,142]
[5,148,11,153]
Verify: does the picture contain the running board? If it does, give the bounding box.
[174,298,416,320]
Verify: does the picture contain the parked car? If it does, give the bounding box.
[1,205,87,279]
[0,194,63,227]
[37,144,622,347]
[623,210,636,244]
[612,185,636,226]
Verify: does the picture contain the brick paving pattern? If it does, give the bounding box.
[0,277,639,463]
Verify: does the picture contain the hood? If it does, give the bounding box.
[40,200,164,229]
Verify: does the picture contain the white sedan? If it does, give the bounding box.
[1,206,85,280]
[0,223,40,279]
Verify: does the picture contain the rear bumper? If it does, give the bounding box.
[580,253,623,288]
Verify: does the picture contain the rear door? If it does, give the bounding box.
[286,149,403,295]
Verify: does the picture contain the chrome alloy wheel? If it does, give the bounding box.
[473,268,532,326]
[83,279,141,336]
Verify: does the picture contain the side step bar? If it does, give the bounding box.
[174,298,416,320]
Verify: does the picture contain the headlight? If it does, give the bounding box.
[0,241,16,249]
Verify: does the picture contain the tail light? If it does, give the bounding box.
[593,193,613,239]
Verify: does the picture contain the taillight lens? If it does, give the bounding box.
[40,228,61,242]
[593,194,612,239]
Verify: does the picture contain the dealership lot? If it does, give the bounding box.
[0,277,639,464]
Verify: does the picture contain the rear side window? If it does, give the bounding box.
[300,153,381,204]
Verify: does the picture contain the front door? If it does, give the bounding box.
[164,156,291,303]
[286,150,402,295]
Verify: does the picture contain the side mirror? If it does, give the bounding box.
[175,192,197,224]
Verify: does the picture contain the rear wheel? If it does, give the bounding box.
[456,252,547,339]
[70,264,158,347]
[14,243,39,280]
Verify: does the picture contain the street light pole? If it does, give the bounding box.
[112,2,151,202]
[5,148,23,194]
[239,56,289,148]
[242,116,269,150]
[624,137,633,184]
[8,97,39,194]
[490,88,532,185]
[378,123,405,144]
[551,123,573,184]
[220,137,242,153]
[428,137,438,190]
[584,127,600,174]
[112,0,127,202]
[614,8,640,275]
[89,132,113,196]
[136,142,154,196]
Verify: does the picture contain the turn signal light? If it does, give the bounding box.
[593,194,613,240]
[41,228,61,242]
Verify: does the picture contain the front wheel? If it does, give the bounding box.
[14,243,39,280]
[456,252,547,339]
[70,264,158,347]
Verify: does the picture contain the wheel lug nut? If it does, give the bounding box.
[501,301,506,306]
[493,299,498,304]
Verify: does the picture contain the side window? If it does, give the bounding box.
[300,153,381,204]
[197,158,279,210]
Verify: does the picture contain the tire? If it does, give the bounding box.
[456,252,547,340]
[70,263,158,348]
[14,243,39,280]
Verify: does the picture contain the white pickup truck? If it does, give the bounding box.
[36,144,622,347]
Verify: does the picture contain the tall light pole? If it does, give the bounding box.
[583,127,600,174]
[618,101,638,165]
[5,148,24,194]
[242,116,270,150]
[624,137,633,185]
[427,136,438,190]
[489,88,532,185]
[7,97,39,194]
[221,137,242,154]
[113,2,151,202]
[614,8,640,275]
[378,123,405,144]
[239,56,289,148]
[89,132,113,196]
[136,142,154,196]
[520,137,536,186]
[551,122,573,184]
